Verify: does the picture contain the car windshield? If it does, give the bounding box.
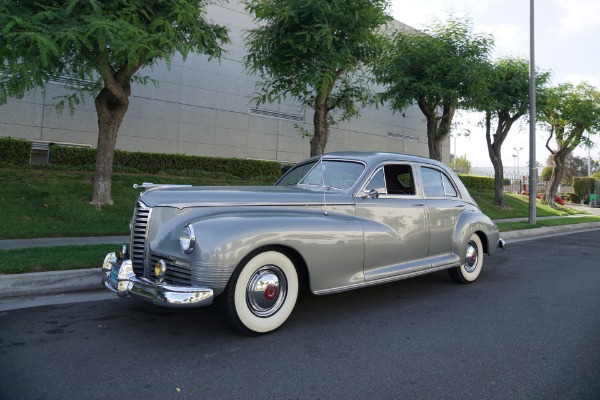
[276,160,365,190]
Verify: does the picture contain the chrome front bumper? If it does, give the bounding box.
[101,252,213,308]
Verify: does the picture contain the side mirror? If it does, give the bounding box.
[363,189,379,199]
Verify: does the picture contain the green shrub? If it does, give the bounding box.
[0,137,31,165]
[457,174,495,191]
[49,147,281,180]
[565,192,581,204]
[573,177,596,200]
[541,166,553,181]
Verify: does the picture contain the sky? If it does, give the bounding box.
[389,0,600,172]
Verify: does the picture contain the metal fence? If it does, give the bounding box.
[467,168,545,194]
[465,167,599,206]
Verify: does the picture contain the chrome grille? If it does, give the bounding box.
[131,201,152,276]
[148,254,192,286]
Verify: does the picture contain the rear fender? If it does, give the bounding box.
[453,211,500,261]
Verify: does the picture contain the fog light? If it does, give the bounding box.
[154,260,167,282]
[119,245,127,260]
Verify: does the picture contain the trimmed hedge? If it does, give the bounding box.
[0,137,31,165]
[49,146,281,180]
[457,174,495,191]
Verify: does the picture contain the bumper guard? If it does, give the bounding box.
[101,252,213,308]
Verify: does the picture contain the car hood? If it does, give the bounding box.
[138,185,353,208]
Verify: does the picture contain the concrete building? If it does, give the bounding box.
[0,2,449,165]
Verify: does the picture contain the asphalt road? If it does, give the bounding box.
[1,233,599,400]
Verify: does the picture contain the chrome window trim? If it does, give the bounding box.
[355,162,419,198]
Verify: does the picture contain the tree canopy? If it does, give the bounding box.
[0,0,229,206]
[539,82,600,207]
[374,17,493,161]
[244,0,391,156]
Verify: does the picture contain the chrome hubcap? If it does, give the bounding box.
[464,240,479,273]
[246,265,287,317]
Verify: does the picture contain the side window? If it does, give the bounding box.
[384,164,415,195]
[421,167,458,197]
[442,174,458,197]
[364,167,387,194]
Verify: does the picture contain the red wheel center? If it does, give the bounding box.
[264,284,278,301]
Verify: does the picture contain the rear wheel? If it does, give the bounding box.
[222,251,298,335]
[448,233,483,284]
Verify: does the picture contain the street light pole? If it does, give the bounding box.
[513,154,517,193]
[588,131,592,176]
[513,146,523,174]
[528,0,537,224]
[453,133,457,170]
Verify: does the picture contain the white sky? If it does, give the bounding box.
[389,0,600,170]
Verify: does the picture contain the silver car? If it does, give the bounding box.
[102,152,504,335]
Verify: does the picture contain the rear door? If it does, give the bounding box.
[419,165,465,267]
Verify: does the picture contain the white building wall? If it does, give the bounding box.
[0,1,450,165]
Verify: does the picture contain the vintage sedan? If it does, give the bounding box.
[102,151,504,335]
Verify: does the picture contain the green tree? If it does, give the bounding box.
[0,0,229,206]
[546,154,600,184]
[244,0,391,157]
[374,17,493,161]
[539,82,600,207]
[450,154,471,174]
[476,57,550,206]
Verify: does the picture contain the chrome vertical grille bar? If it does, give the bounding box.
[131,201,152,276]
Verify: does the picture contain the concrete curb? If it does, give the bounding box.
[0,236,129,250]
[501,222,600,240]
[0,268,102,299]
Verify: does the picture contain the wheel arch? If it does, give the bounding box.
[231,244,310,292]
[453,210,498,260]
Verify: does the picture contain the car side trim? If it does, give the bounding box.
[312,263,458,295]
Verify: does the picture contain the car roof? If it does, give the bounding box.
[311,151,447,170]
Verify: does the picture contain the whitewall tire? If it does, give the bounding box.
[223,250,299,335]
[448,233,484,284]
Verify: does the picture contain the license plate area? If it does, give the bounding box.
[109,265,120,290]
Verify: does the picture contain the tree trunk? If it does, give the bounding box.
[424,114,441,161]
[545,150,569,208]
[418,99,454,162]
[310,97,329,157]
[91,87,130,207]
[485,111,519,207]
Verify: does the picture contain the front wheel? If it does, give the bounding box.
[448,233,484,284]
[222,251,299,335]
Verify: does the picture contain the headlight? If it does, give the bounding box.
[179,224,196,254]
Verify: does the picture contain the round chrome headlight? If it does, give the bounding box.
[179,224,196,254]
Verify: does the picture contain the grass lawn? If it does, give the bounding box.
[0,167,273,239]
[470,191,579,219]
[0,244,117,274]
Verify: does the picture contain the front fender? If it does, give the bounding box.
[180,208,365,294]
[453,210,500,261]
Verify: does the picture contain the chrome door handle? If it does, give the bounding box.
[412,203,425,206]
